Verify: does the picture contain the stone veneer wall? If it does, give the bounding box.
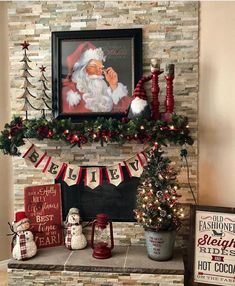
[8,269,184,286]
[7,1,198,247]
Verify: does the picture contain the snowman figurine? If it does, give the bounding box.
[65,208,87,250]
[12,211,37,260]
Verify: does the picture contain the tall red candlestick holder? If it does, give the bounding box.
[150,59,162,120]
[162,64,175,121]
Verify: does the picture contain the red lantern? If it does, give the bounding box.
[91,213,114,259]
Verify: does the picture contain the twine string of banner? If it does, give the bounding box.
[20,140,153,189]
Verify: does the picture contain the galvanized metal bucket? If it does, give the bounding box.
[144,229,176,261]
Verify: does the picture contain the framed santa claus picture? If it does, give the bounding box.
[52,28,142,121]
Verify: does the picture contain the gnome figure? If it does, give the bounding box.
[65,208,87,250]
[128,76,151,119]
[12,211,37,260]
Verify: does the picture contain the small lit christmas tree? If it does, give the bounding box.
[134,147,184,231]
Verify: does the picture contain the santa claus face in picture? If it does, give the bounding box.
[71,59,114,112]
[85,59,104,77]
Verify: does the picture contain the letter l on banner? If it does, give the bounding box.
[63,165,82,186]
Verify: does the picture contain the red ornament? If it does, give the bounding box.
[121,117,129,124]
[20,40,30,50]
[71,134,79,143]
[47,130,54,138]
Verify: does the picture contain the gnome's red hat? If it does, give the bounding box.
[66,41,106,79]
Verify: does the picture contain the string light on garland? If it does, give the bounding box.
[0,114,193,156]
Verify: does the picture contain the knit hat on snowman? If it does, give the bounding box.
[65,207,81,224]
[64,42,106,107]
[13,211,30,232]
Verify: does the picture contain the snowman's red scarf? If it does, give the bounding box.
[66,223,79,250]
[18,231,27,259]
[66,224,72,250]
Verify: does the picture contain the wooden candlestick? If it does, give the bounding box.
[162,64,175,121]
[150,59,162,120]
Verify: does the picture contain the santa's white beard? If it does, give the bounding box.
[72,70,113,112]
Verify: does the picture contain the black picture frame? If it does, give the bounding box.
[52,28,142,121]
[189,204,235,286]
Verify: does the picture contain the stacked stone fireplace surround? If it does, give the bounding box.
[7,1,198,285]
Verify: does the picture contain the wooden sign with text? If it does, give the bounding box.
[24,184,64,248]
[191,205,235,286]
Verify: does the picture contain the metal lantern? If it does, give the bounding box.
[91,213,114,259]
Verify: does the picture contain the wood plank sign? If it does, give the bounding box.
[24,183,64,248]
[191,205,235,286]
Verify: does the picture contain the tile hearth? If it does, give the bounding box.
[8,245,184,285]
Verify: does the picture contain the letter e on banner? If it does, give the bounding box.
[106,163,124,186]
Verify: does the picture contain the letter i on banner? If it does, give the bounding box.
[124,154,144,177]
[42,157,66,180]
[84,167,102,189]
[63,165,82,186]
[106,163,124,186]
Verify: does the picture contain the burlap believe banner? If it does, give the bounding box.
[20,141,149,189]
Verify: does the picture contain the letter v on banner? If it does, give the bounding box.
[63,165,82,186]
[124,154,144,177]
[85,167,102,189]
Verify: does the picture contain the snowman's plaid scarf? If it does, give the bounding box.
[18,231,27,259]
[66,224,73,250]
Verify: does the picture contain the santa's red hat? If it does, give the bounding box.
[66,41,106,78]
[15,211,27,222]
[14,211,29,228]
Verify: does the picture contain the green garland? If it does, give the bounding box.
[0,114,193,156]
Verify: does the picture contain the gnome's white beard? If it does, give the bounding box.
[71,69,113,112]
